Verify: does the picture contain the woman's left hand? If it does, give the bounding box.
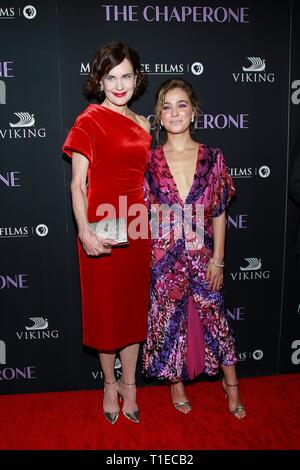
[205,263,224,291]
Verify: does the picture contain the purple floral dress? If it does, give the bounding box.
[142,144,237,382]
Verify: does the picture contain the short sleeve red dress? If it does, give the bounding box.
[62,104,151,350]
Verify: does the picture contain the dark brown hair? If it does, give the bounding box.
[84,41,147,102]
[154,78,201,143]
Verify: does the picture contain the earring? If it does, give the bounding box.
[191,114,194,123]
[160,120,164,128]
[99,84,104,99]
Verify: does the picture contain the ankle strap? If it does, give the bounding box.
[120,378,136,386]
[104,379,117,385]
[224,380,239,387]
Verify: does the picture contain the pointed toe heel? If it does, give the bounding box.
[123,409,140,424]
[117,378,140,424]
[103,410,119,425]
[103,379,120,425]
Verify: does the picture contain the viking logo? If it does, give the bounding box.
[242,57,266,72]
[25,317,49,331]
[9,112,35,128]
[240,258,262,271]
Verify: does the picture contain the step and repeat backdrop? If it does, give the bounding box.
[281,1,300,373]
[1,0,299,394]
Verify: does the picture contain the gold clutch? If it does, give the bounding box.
[88,218,128,245]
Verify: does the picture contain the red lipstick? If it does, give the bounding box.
[113,92,127,97]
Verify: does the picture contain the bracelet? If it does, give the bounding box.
[209,257,224,268]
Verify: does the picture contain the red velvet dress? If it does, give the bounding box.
[62,104,151,350]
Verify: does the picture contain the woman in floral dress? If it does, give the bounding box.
[143,79,246,419]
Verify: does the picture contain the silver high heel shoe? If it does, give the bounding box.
[117,378,140,424]
[103,379,120,424]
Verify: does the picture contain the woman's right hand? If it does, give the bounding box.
[79,226,116,256]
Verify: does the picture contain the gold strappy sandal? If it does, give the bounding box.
[222,378,246,420]
[170,383,192,414]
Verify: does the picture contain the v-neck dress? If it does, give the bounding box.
[142,144,237,381]
[62,104,151,350]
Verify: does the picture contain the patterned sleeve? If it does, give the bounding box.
[211,149,236,217]
[62,115,95,164]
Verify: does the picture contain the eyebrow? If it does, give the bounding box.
[163,100,189,105]
[106,72,133,77]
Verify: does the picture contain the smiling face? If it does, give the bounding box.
[160,87,195,135]
[101,58,136,109]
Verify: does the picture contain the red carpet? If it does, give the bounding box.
[0,374,299,450]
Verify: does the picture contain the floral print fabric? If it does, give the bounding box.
[143,144,237,382]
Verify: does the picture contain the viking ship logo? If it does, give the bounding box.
[25,317,49,331]
[242,57,266,72]
[9,112,35,128]
[240,258,262,271]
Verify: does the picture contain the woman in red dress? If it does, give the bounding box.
[62,42,151,424]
